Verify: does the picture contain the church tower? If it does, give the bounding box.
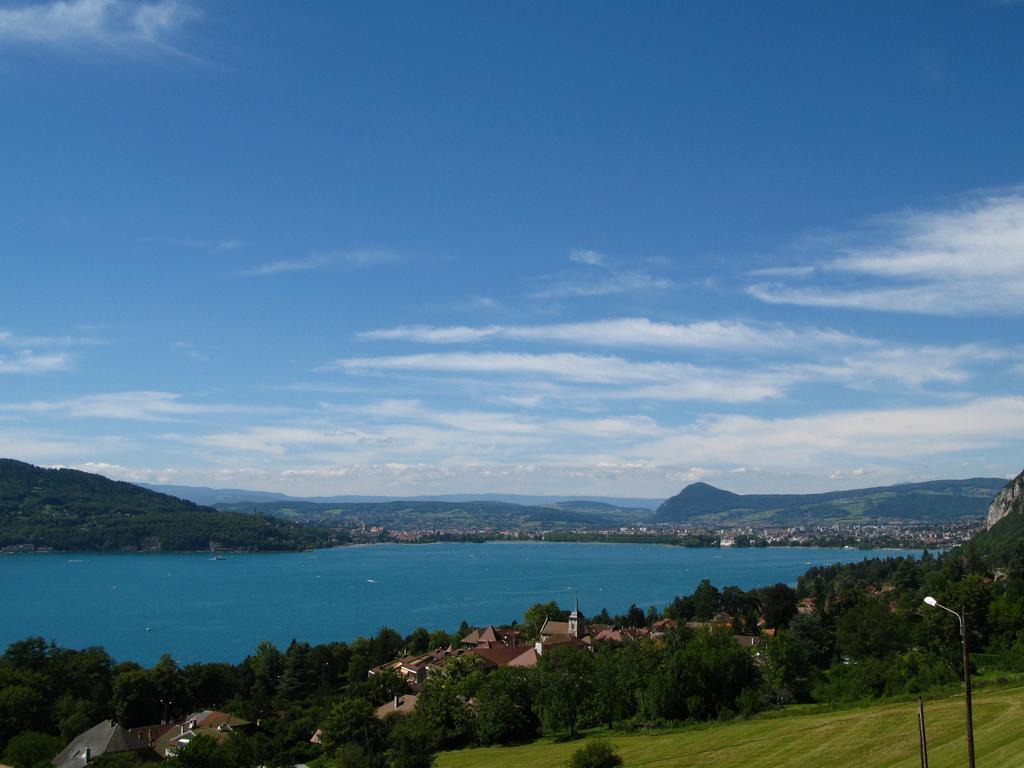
[568,595,585,639]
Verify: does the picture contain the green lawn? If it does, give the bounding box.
[437,685,1024,768]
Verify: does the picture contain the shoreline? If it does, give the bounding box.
[0,540,937,555]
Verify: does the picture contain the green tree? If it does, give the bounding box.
[531,645,594,737]
[427,630,451,650]
[405,628,431,655]
[788,612,834,668]
[320,698,382,755]
[644,629,757,721]
[2,730,63,768]
[762,630,816,703]
[149,654,188,715]
[523,602,562,640]
[473,668,538,745]
[691,579,722,620]
[111,669,161,727]
[567,740,622,768]
[386,714,436,768]
[625,604,646,628]
[346,638,374,684]
[278,641,318,703]
[415,669,475,750]
[835,599,907,660]
[245,641,283,717]
[757,583,798,629]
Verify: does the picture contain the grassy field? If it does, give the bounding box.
[437,684,1024,768]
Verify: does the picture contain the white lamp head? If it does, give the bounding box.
[923,596,938,607]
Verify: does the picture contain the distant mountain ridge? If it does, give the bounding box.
[212,498,652,530]
[655,478,1007,525]
[141,483,664,511]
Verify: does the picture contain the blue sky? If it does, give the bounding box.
[1,0,1023,497]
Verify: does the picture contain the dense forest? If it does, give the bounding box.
[0,460,339,552]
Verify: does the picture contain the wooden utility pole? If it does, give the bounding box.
[917,698,929,768]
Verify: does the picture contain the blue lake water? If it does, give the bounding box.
[0,543,919,665]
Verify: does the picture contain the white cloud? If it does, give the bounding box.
[0,391,279,420]
[70,461,181,484]
[330,338,1008,402]
[0,328,103,348]
[800,343,1013,389]
[359,317,868,351]
[748,190,1024,315]
[635,396,1024,468]
[534,271,673,299]
[328,351,788,403]
[568,248,606,266]
[166,237,242,252]
[32,393,1022,497]
[171,341,208,361]
[0,350,69,374]
[247,250,399,276]
[0,0,198,50]
[246,255,332,275]
[0,427,133,462]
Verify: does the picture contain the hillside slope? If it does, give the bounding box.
[655,478,1006,525]
[439,685,1024,768]
[973,469,1024,564]
[0,459,337,552]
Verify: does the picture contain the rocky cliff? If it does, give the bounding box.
[987,470,1024,529]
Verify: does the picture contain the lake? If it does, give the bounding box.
[0,543,919,665]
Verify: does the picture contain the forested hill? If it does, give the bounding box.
[655,478,1006,525]
[212,498,650,530]
[0,459,337,552]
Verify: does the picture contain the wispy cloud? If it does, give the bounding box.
[247,250,399,276]
[163,237,242,252]
[748,190,1024,315]
[568,248,606,266]
[532,248,674,299]
[0,0,199,52]
[0,328,104,347]
[0,327,101,373]
[534,270,673,299]
[0,391,280,420]
[800,343,1014,390]
[330,336,1012,404]
[101,394,1024,496]
[359,317,868,351]
[637,396,1024,468]
[325,351,789,403]
[171,341,207,361]
[0,350,69,374]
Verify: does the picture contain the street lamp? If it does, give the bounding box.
[923,596,974,768]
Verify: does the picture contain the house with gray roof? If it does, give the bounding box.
[51,720,157,768]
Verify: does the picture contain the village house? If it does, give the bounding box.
[151,711,253,758]
[51,721,158,768]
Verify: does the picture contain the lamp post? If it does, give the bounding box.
[923,596,974,768]
[159,698,173,725]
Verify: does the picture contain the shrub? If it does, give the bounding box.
[567,740,622,768]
